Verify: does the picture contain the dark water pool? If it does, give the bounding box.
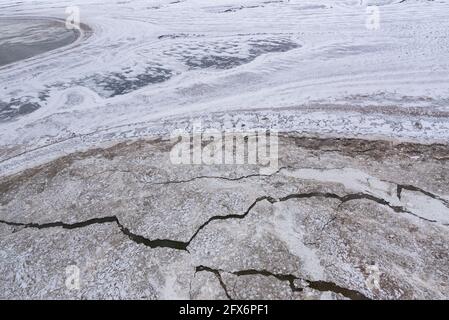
[0,18,79,67]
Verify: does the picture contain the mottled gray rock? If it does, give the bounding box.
[0,135,448,299]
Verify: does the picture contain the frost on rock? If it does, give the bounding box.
[1,0,448,300]
[0,136,448,299]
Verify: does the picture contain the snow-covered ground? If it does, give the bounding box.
[1,0,449,175]
[1,135,448,299]
[1,1,449,300]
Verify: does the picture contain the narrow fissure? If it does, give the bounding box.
[196,265,370,300]
[0,189,442,253]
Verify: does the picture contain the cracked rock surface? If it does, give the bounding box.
[0,135,448,299]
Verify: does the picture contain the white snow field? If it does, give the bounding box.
[0,0,449,174]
